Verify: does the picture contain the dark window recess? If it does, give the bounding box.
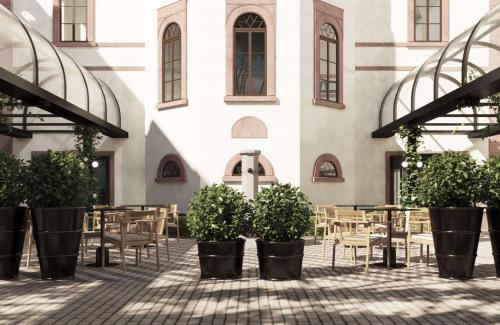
[415,0,441,42]
[92,156,110,205]
[234,13,266,96]
[232,161,266,176]
[318,161,337,177]
[162,160,181,177]
[61,0,87,42]
[163,23,181,102]
[319,23,338,102]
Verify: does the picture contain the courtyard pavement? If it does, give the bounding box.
[1,235,499,325]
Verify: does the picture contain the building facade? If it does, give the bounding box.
[1,0,498,211]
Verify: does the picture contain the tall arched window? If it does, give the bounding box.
[163,23,181,102]
[319,24,338,102]
[234,13,266,96]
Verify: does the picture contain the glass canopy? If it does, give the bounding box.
[0,4,124,137]
[378,4,500,136]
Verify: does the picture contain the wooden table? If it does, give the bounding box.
[334,204,377,211]
[120,204,167,211]
[359,207,418,269]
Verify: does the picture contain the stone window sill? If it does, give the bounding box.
[406,41,448,47]
[156,98,188,110]
[313,98,346,109]
[222,175,277,183]
[155,176,186,183]
[312,176,345,183]
[53,41,97,47]
[224,95,279,103]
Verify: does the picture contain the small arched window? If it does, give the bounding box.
[163,23,181,102]
[155,154,186,183]
[319,24,338,102]
[234,13,266,96]
[312,154,344,182]
[223,153,276,183]
[232,161,266,176]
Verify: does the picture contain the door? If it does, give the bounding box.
[92,155,111,205]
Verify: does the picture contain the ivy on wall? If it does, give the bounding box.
[398,125,423,207]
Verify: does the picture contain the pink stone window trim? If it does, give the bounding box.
[312,153,345,183]
[157,0,188,109]
[231,116,268,138]
[222,153,276,183]
[407,0,449,43]
[155,154,186,183]
[314,0,344,109]
[53,0,95,45]
[226,1,276,102]
[0,0,11,10]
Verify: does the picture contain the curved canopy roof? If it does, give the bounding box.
[0,4,126,138]
[375,4,500,138]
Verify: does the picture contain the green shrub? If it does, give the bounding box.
[0,152,27,207]
[187,184,252,241]
[26,151,93,208]
[415,151,482,208]
[253,183,313,241]
[482,156,500,208]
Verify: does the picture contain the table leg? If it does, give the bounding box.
[387,210,392,270]
[100,210,105,269]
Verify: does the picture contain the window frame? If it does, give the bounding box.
[155,154,186,183]
[414,0,442,42]
[162,23,182,103]
[319,23,339,103]
[407,0,449,45]
[52,0,95,47]
[223,153,276,183]
[312,153,344,183]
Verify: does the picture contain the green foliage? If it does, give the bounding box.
[26,151,93,208]
[0,152,27,207]
[415,151,482,208]
[0,93,26,127]
[482,156,500,208]
[187,184,252,241]
[398,125,423,207]
[253,183,313,241]
[459,71,500,124]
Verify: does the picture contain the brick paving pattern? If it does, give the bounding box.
[1,236,499,324]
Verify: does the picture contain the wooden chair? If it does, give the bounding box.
[165,204,180,242]
[148,207,170,260]
[330,210,387,273]
[80,210,100,266]
[314,205,335,244]
[407,208,433,268]
[103,210,160,272]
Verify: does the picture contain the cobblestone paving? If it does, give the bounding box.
[1,236,499,324]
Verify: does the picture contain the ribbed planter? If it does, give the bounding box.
[256,239,304,280]
[487,208,500,277]
[0,207,28,279]
[32,208,84,279]
[429,207,483,280]
[198,239,245,279]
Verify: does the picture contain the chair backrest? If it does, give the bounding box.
[315,205,336,224]
[165,204,179,222]
[149,207,167,235]
[333,210,369,242]
[406,208,431,234]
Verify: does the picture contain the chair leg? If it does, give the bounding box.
[156,243,160,270]
[426,245,430,266]
[404,239,408,259]
[314,227,317,244]
[176,225,180,242]
[331,244,336,271]
[354,247,357,266]
[419,244,423,263]
[135,247,138,266]
[365,246,370,273]
[322,235,327,260]
[147,245,150,259]
[407,242,411,269]
[120,243,126,272]
[166,236,170,261]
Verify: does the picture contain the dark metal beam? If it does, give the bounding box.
[0,124,32,138]
[0,67,128,138]
[467,125,500,138]
[372,67,500,138]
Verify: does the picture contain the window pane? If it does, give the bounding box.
[415,7,427,24]
[173,39,181,60]
[164,62,172,82]
[320,59,327,80]
[234,73,248,95]
[75,0,87,6]
[252,32,265,53]
[252,54,265,75]
[415,0,426,6]
[320,39,327,60]
[164,42,173,62]
[329,82,337,101]
[429,24,441,41]
[429,7,440,23]
[74,24,86,41]
[329,62,337,82]
[415,24,427,41]
[319,161,337,177]
[251,74,265,95]
[429,0,441,6]
[329,42,337,62]
[163,161,180,177]
[61,24,73,41]
[173,60,181,80]
[235,32,249,53]
[173,80,181,100]
[74,7,86,24]
[235,53,249,74]
[62,0,75,6]
[62,7,74,24]
[320,80,328,100]
[164,82,172,101]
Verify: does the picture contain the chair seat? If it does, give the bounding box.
[392,231,408,239]
[342,233,386,244]
[410,233,433,242]
[105,233,150,243]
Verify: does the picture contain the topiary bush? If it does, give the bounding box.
[482,156,500,208]
[187,184,252,241]
[253,183,313,241]
[415,151,482,208]
[26,151,93,208]
[0,152,27,207]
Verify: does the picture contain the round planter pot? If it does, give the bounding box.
[32,207,84,279]
[197,239,245,279]
[487,208,500,277]
[429,207,483,280]
[0,207,28,279]
[256,239,304,280]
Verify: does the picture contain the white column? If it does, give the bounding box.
[240,150,260,200]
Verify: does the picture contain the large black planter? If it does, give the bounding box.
[32,207,84,279]
[198,239,245,279]
[0,207,28,279]
[429,207,483,280]
[487,208,500,277]
[256,239,304,280]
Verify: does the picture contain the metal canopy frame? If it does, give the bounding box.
[374,5,500,139]
[0,5,127,139]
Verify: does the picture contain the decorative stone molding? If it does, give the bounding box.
[0,0,11,10]
[52,0,95,46]
[313,0,345,109]
[223,152,276,183]
[407,0,449,43]
[231,116,268,138]
[157,0,188,110]
[155,154,186,183]
[312,153,344,183]
[225,0,276,102]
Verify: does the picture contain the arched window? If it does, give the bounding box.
[232,161,266,176]
[319,24,338,102]
[223,153,276,183]
[234,13,266,96]
[312,154,344,182]
[163,23,181,102]
[155,154,186,183]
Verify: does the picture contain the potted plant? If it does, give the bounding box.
[415,151,483,279]
[0,152,28,279]
[482,156,500,277]
[187,184,252,279]
[253,183,312,280]
[26,151,92,279]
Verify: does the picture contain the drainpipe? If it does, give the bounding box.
[240,150,260,200]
